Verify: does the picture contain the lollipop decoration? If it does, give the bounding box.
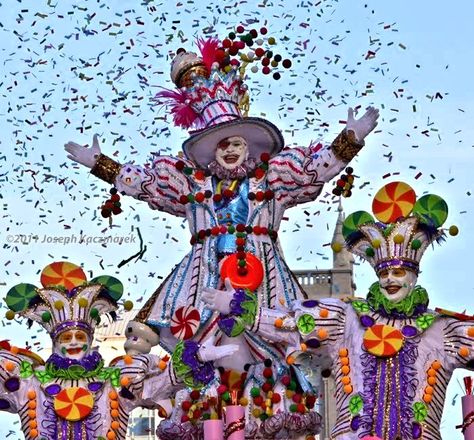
[54,387,95,421]
[40,261,87,291]
[372,181,416,224]
[170,305,201,340]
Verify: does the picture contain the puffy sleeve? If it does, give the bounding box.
[91,153,193,217]
[442,317,474,371]
[116,353,182,410]
[267,129,363,208]
[251,298,347,367]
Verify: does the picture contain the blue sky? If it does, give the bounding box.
[1,0,473,437]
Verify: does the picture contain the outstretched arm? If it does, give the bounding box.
[268,106,379,208]
[65,134,192,217]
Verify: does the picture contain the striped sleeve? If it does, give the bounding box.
[114,155,192,217]
[267,140,347,209]
[118,354,182,410]
[443,317,474,370]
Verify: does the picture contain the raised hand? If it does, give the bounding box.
[197,335,239,362]
[201,278,235,315]
[64,133,101,169]
[346,106,379,141]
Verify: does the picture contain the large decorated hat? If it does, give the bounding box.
[340,182,457,275]
[156,27,293,168]
[4,261,132,340]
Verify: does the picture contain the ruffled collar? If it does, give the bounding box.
[366,282,429,318]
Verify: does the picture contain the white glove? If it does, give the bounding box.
[201,278,235,315]
[346,106,379,141]
[197,335,239,362]
[124,321,160,355]
[64,133,101,169]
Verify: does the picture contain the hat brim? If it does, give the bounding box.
[182,117,284,169]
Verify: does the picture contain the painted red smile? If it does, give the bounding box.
[223,154,240,164]
[385,285,401,295]
[66,347,83,355]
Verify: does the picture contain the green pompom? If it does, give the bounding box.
[222,391,230,401]
[365,247,375,257]
[90,308,99,319]
[289,403,297,413]
[250,387,260,398]
[411,239,422,250]
[41,311,52,322]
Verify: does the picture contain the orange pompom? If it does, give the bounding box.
[467,327,474,338]
[27,390,37,400]
[341,376,351,385]
[123,355,133,365]
[28,400,37,409]
[343,385,353,394]
[425,386,434,395]
[340,357,349,366]
[28,420,37,429]
[423,394,432,403]
[427,368,437,377]
[286,355,295,365]
[111,421,120,430]
[338,348,348,358]
[431,360,442,371]
[110,400,119,409]
[341,365,350,375]
[120,376,131,387]
[274,318,283,328]
[30,429,38,439]
[427,376,436,386]
[107,431,117,440]
[108,390,118,400]
[4,361,15,372]
[319,309,329,318]
[459,347,470,358]
[10,346,19,355]
[158,360,168,370]
[110,409,119,418]
[27,409,36,419]
[318,328,328,340]
[300,343,307,352]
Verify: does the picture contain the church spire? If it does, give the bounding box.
[332,199,354,268]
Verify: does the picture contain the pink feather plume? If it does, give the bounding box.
[154,88,201,129]
[197,37,221,72]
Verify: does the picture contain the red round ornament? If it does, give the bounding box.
[263,368,273,378]
[255,191,265,202]
[220,252,264,290]
[254,168,265,179]
[260,152,270,162]
[194,170,205,181]
[190,390,200,401]
[262,382,272,393]
[195,192,205,203]
[175,160,185,171]
[179,195,189,204]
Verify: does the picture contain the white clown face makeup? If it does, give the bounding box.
[214,136,248,170]
[378,267,418,303]
[55,329,90,360]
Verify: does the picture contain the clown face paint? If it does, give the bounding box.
[55,329,90,360]
[215,136,248,170]
[378,267,418,303]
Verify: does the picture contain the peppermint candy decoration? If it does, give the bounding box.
[170,306,201,340]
